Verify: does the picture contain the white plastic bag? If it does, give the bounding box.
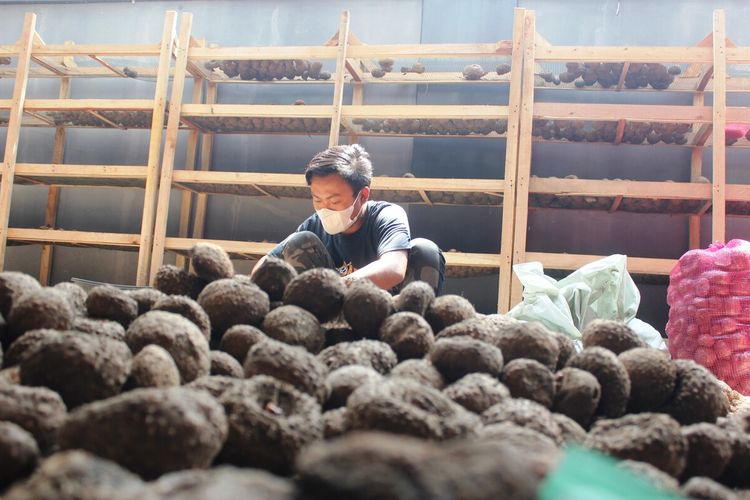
[507,255,666,350]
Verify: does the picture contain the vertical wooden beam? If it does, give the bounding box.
[175,40,205,270]
[134,11,177,285]
[0,13,36,271]
[509,10,536,308]
[328,10,350,147]
[39,73,71,285]
[711,9,726,244]
[149,13,193,284]
[689,146,703,249]
[192,82,217,240]
[498,7,525,313]
[349,82,363,145]
[689,92,704,250]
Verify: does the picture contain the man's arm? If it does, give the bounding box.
[343,249,408,290]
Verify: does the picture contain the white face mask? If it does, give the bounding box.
[316,191,363,235]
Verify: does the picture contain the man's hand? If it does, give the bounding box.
[342,249,408,290]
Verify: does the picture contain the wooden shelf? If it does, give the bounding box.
[163,236,501,275]
[170,171,504,206]
[7,228,141,250]
[0,10,183,286]
[2,7,746,315]
[525,252,676,276]
[11,163,148,188]
[508,9,746,306]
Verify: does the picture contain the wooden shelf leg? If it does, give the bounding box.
[148,13,194,284]
[175,73,204,270]
[711,9,726,244]
[328,10,350,147]
[39,75,71,285]
[688,146,703,249]
[509,9,536,308]
[0,13,36,272]
[498,7,526,313]
[192,82,217,241]
[135,11,177,285]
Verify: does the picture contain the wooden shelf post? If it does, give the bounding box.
[191,82,217,240]
[711,9,727,243]
[0,13,36,271]
[134,11,177,285]
[329,10,350,147]
[509,9,536,308]
[149,13,194,284]
[498,7,526,313]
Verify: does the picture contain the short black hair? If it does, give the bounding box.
[305,144,373,193]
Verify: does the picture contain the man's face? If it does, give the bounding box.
[310,173,359,212]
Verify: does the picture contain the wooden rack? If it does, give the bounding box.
[509,9,750,305]
[145,9,525,310]
[0,11,186,285]
[0,8,746,314]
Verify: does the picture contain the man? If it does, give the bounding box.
[251,144,445,295]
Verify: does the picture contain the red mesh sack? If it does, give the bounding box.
[667,239,750,394]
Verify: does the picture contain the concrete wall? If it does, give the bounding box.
[1,0,749,331]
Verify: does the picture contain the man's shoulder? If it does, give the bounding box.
[367,200,406,220]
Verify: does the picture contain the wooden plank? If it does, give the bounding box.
[0,13,36,271]
[167,237,275,256]
[608,196,623,213]
[9,228,140,247]
[24,99,154,110]
[193,82,217,240]
[30,33,68,76]
[182,103,333,118]
[692,123,713,146]
[345,105,510,119]
[346,42,513,58]
[88,55,128,77]
[87,110,122,129]
[726,108,750,123]
[171,170,505,192]
[135,11,177,285]
[189,46,338,60]
[534,102,712,123]
[510,10,536,308]
[614,119,626,145]
[525,252,676,275]
[712,10,726,243]
[325,28,364,82]
[697,38,735,91]
[498,7,525,313]
[165,236,503,268]
[349,82,363,144]
[186,42,514,61]
[15,163,147,179]
[176,66,205,269]
[149,13,193,284]
[530,177,710,200]
[689,93,704,249]
[683,33,713,78]
[535,46,712,63]
[616,62,630,91]
[328,11,350,148]
[172,103,512,120]
[29,44,162,57]
[39,74,71,285]
[23,111,56,126]
[727,47,750,64]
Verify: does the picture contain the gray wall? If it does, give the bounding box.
[1,0,749,331]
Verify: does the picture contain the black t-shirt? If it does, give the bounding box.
[269,201,410,276]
